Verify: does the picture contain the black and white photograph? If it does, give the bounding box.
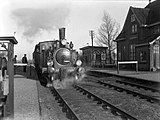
[0,0,159,119]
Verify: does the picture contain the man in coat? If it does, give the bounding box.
[22,54,28,72]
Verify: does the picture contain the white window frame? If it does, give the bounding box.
[131,24,137,33]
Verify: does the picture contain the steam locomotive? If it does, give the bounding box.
[33,28,84,87]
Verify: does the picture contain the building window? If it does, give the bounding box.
[135,24,137,32]
[93,53,96,61]
[131,14,135,22]
[132,25,134,33]
[101,53,106,61]
[140,51,147,62]
[153,41,159,54]
[131,24,137,33]
[122,45,126,60]
[130,44,135,60]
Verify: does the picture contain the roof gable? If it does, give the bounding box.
[131,7,150,25]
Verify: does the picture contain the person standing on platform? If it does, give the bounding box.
[22,54,28,72]
[2,57,7,80]
[13,55,17,63]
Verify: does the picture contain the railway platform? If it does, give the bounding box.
[85,67,160,83]
[14,74,40,120]
[4,65,66,120]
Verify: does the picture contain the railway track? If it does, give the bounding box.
[49,73,160,120]
[74,85,138,120]
[86,72,160,103]
[50,87,80,120]
[50,85,138,120]
[86,70,160,89]
[85,74,160,104]
[115,80,160,93]
[96,80,160,104]
[78,81,160,120]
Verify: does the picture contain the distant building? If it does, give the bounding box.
[80,46,108,67]
[115,0,160,71]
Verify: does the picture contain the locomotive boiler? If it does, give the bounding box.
[33,28,84,87]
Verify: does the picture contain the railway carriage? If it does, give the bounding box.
[33,28,84,87]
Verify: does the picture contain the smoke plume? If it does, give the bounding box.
[12,5,70,43]
[53,73,86,89]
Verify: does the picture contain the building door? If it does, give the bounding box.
[96,53,101,66]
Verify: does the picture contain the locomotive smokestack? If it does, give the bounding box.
[59,28,65,40]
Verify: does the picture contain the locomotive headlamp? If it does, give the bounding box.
[47,60,53,66]
[42,44,46,51]
[61,39,67,45]
[49,67,55,73]
[76,60,82,66]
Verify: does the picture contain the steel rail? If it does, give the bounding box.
[115,80,160,92]
[97,81,160,104]
[87,70,160,87]
[50,87,81,120]
[74,84,138,120]
[86,71,160,92]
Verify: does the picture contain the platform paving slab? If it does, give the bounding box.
[13,75,40,120]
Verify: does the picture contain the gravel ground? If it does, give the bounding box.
[37,81,69,120]
[79,81,160,120]
[58,88,122,120]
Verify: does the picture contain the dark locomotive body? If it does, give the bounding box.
[33,28,84,87]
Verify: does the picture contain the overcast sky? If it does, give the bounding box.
[0,0,149,60]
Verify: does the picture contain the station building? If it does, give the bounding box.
[80,46,109,67]
[115,0,160,71]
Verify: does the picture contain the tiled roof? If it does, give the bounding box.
[145,0,160,25]
[130,0,160,26]
[138,34,160,45]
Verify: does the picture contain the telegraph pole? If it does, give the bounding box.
[89,30,95,67]
[89,30,94,47]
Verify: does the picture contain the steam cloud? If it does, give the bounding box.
[53,74,86,89]
[12,5,70,43]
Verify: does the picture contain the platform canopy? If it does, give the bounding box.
[0,36,18,44]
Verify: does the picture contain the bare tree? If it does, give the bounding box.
[96,11,120,64]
